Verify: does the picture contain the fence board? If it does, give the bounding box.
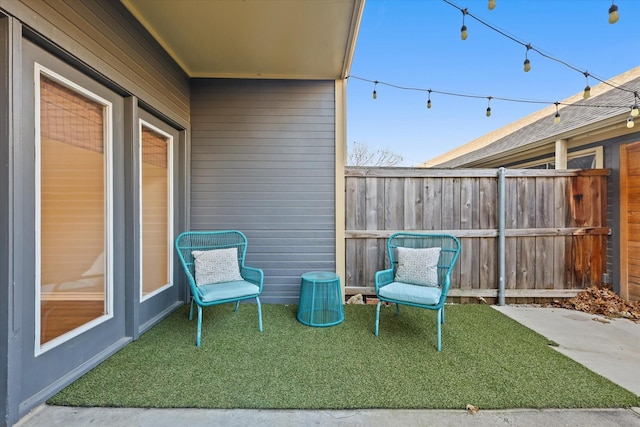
[423,177,442,230]
[459,178,479,288]
[384,178,403,230]
[345,176,361,288]
[344,167,610,299]
[505,177,518,290]
[516,177,536,290]
[554,177,568,289]
[404,178,423,230]
[535,177,555,289]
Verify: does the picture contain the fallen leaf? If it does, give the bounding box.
[466,403,479,414]
[550,285,640,322]
[592,317,610,324]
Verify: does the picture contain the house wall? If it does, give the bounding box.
[0,0,190,128]
[190,79,337,304]
[0,2,191,425]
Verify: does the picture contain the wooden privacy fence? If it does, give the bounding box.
[344,167,610,301]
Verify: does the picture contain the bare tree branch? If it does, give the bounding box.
[347,141,403,166]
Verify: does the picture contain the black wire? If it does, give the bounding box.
[347,1,640,111]
[346,75,632,109]
[441,0,635,95]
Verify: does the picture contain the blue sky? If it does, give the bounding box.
[346,0,640,166]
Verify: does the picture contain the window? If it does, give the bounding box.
[521,147,603,170]
[35,65,113,353]
[140,121,173,300]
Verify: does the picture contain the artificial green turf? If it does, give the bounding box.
[49,304,640,410]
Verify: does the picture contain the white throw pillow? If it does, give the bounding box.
[192,247,243,286]
[394,247,441,287]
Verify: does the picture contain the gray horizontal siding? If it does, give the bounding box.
[437,78,640,168]
[190,79,336,304]
[1,0,190,127]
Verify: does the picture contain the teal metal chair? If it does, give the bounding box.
[175,230,263,346]
[374,233,460,351]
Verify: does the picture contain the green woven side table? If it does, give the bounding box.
[297,271,345,327]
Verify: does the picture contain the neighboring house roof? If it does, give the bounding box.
[120,0,365,80]
[421,67,640,168]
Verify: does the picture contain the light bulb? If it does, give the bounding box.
[486,107,491,117]
[372,90,377,100]
[583,85,591,99]
[554,102,561,124]
[632,105,639,117]
[609,4,619,24]
[523,59,531,72]
[488,0,496,10]
[427,99,432,109]
[461,25,468,40]
[627,117,635,128]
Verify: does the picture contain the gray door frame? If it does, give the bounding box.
[19,37,129,412]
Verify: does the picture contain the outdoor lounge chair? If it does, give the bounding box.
[175,230,263,346]
[374,232,460,351]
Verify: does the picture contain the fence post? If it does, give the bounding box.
[498,167,506,306]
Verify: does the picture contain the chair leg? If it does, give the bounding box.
[437,307,442,352]
[256,296,263,332]
[441,306,445,324]
[234,301,240,312]
[196,305,203,347]
[374,301,382,336]
[189,298,195,320]
[395,303,400,316]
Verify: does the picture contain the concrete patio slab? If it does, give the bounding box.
[493,305,640,397]
[14,406,640,427]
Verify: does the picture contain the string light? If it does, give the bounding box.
[349,75,635,121]
[554,102,561,124]
[630,92,639,127]
[348,2,639,129]
[442,0,634,98]
[608,1,619,24]
[460,8,468,40]
[583,72,591,99]
[632,92,640,117]
[488,0,496,11]
[523,44,531,72]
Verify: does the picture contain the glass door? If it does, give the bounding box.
[36,67,113,354]
[140,121,173,301]
[135,109,182,328]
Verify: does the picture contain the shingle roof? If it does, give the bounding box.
[423,67,640,168]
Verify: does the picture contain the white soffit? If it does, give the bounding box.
[121,0,364,79]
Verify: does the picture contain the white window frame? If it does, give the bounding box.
[34,63,114,356]
[139,119,174,302]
